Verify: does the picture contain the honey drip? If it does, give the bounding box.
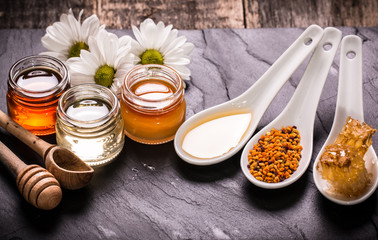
[318,116,376,197]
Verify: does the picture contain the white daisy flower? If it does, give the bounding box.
[41,9,104,61]
[131,18,195,81]
[67,29,136,96]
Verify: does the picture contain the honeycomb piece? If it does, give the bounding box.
[318,116,376,198]
[334,116,376,156]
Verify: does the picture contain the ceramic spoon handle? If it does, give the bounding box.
[335,36,363,122]
[0,110,52,158]
[283,27,342,126]
[240,25,324,115]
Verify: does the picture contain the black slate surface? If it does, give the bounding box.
[0,27,377,239]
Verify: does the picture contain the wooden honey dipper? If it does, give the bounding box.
[0,140,62,210]
[0,109,94,190]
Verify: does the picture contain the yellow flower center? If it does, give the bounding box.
[68,41,89,58]
[140,49,164,65]
[95,65,115,88]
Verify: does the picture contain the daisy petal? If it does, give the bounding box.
[39,51,67,61]
[132,25,145,47]
[168,64,191,80]
[162,36,187,56]
[81,15,101,42]
[70,74,95,85]
[164,57,190,65]
[65,27,136,94]
[132,18,194,80]
[181,42,195,55]
[40,9,104,62]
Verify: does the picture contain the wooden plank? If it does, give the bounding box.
[96,0,244,29]
[0,0,377,29]
[244,0,378,28]
[0,0,95,28]
[0,0,244,29]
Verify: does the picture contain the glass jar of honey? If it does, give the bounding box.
[56,84,124,167]
[121,64,186,144]
[7,55,70,135]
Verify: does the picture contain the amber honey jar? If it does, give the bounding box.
[7,55,69,135]
[121,64,186,144]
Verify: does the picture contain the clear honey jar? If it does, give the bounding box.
[121,64,186,144]
[56,84,124,167]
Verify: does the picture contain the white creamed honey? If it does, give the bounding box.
[182,113,252,159]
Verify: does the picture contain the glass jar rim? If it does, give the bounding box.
[58,83,119,127]
[9,55,69,95]
[122,64,184,103]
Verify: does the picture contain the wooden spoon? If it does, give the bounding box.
[0,140,62,210]
[0,110,94,190]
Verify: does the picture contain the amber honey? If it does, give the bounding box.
[121,64,186,144]
[7,56,69,135]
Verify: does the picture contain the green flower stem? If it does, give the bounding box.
[140,49,164,65]
[95,65,115,88]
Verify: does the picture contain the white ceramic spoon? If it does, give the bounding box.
[313,35,378,205]
[174,25,324,165]
[240,27,342,189]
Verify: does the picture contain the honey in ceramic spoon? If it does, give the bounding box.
[182,113,252,159]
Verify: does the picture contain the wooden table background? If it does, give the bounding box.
[1,0,377,29]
